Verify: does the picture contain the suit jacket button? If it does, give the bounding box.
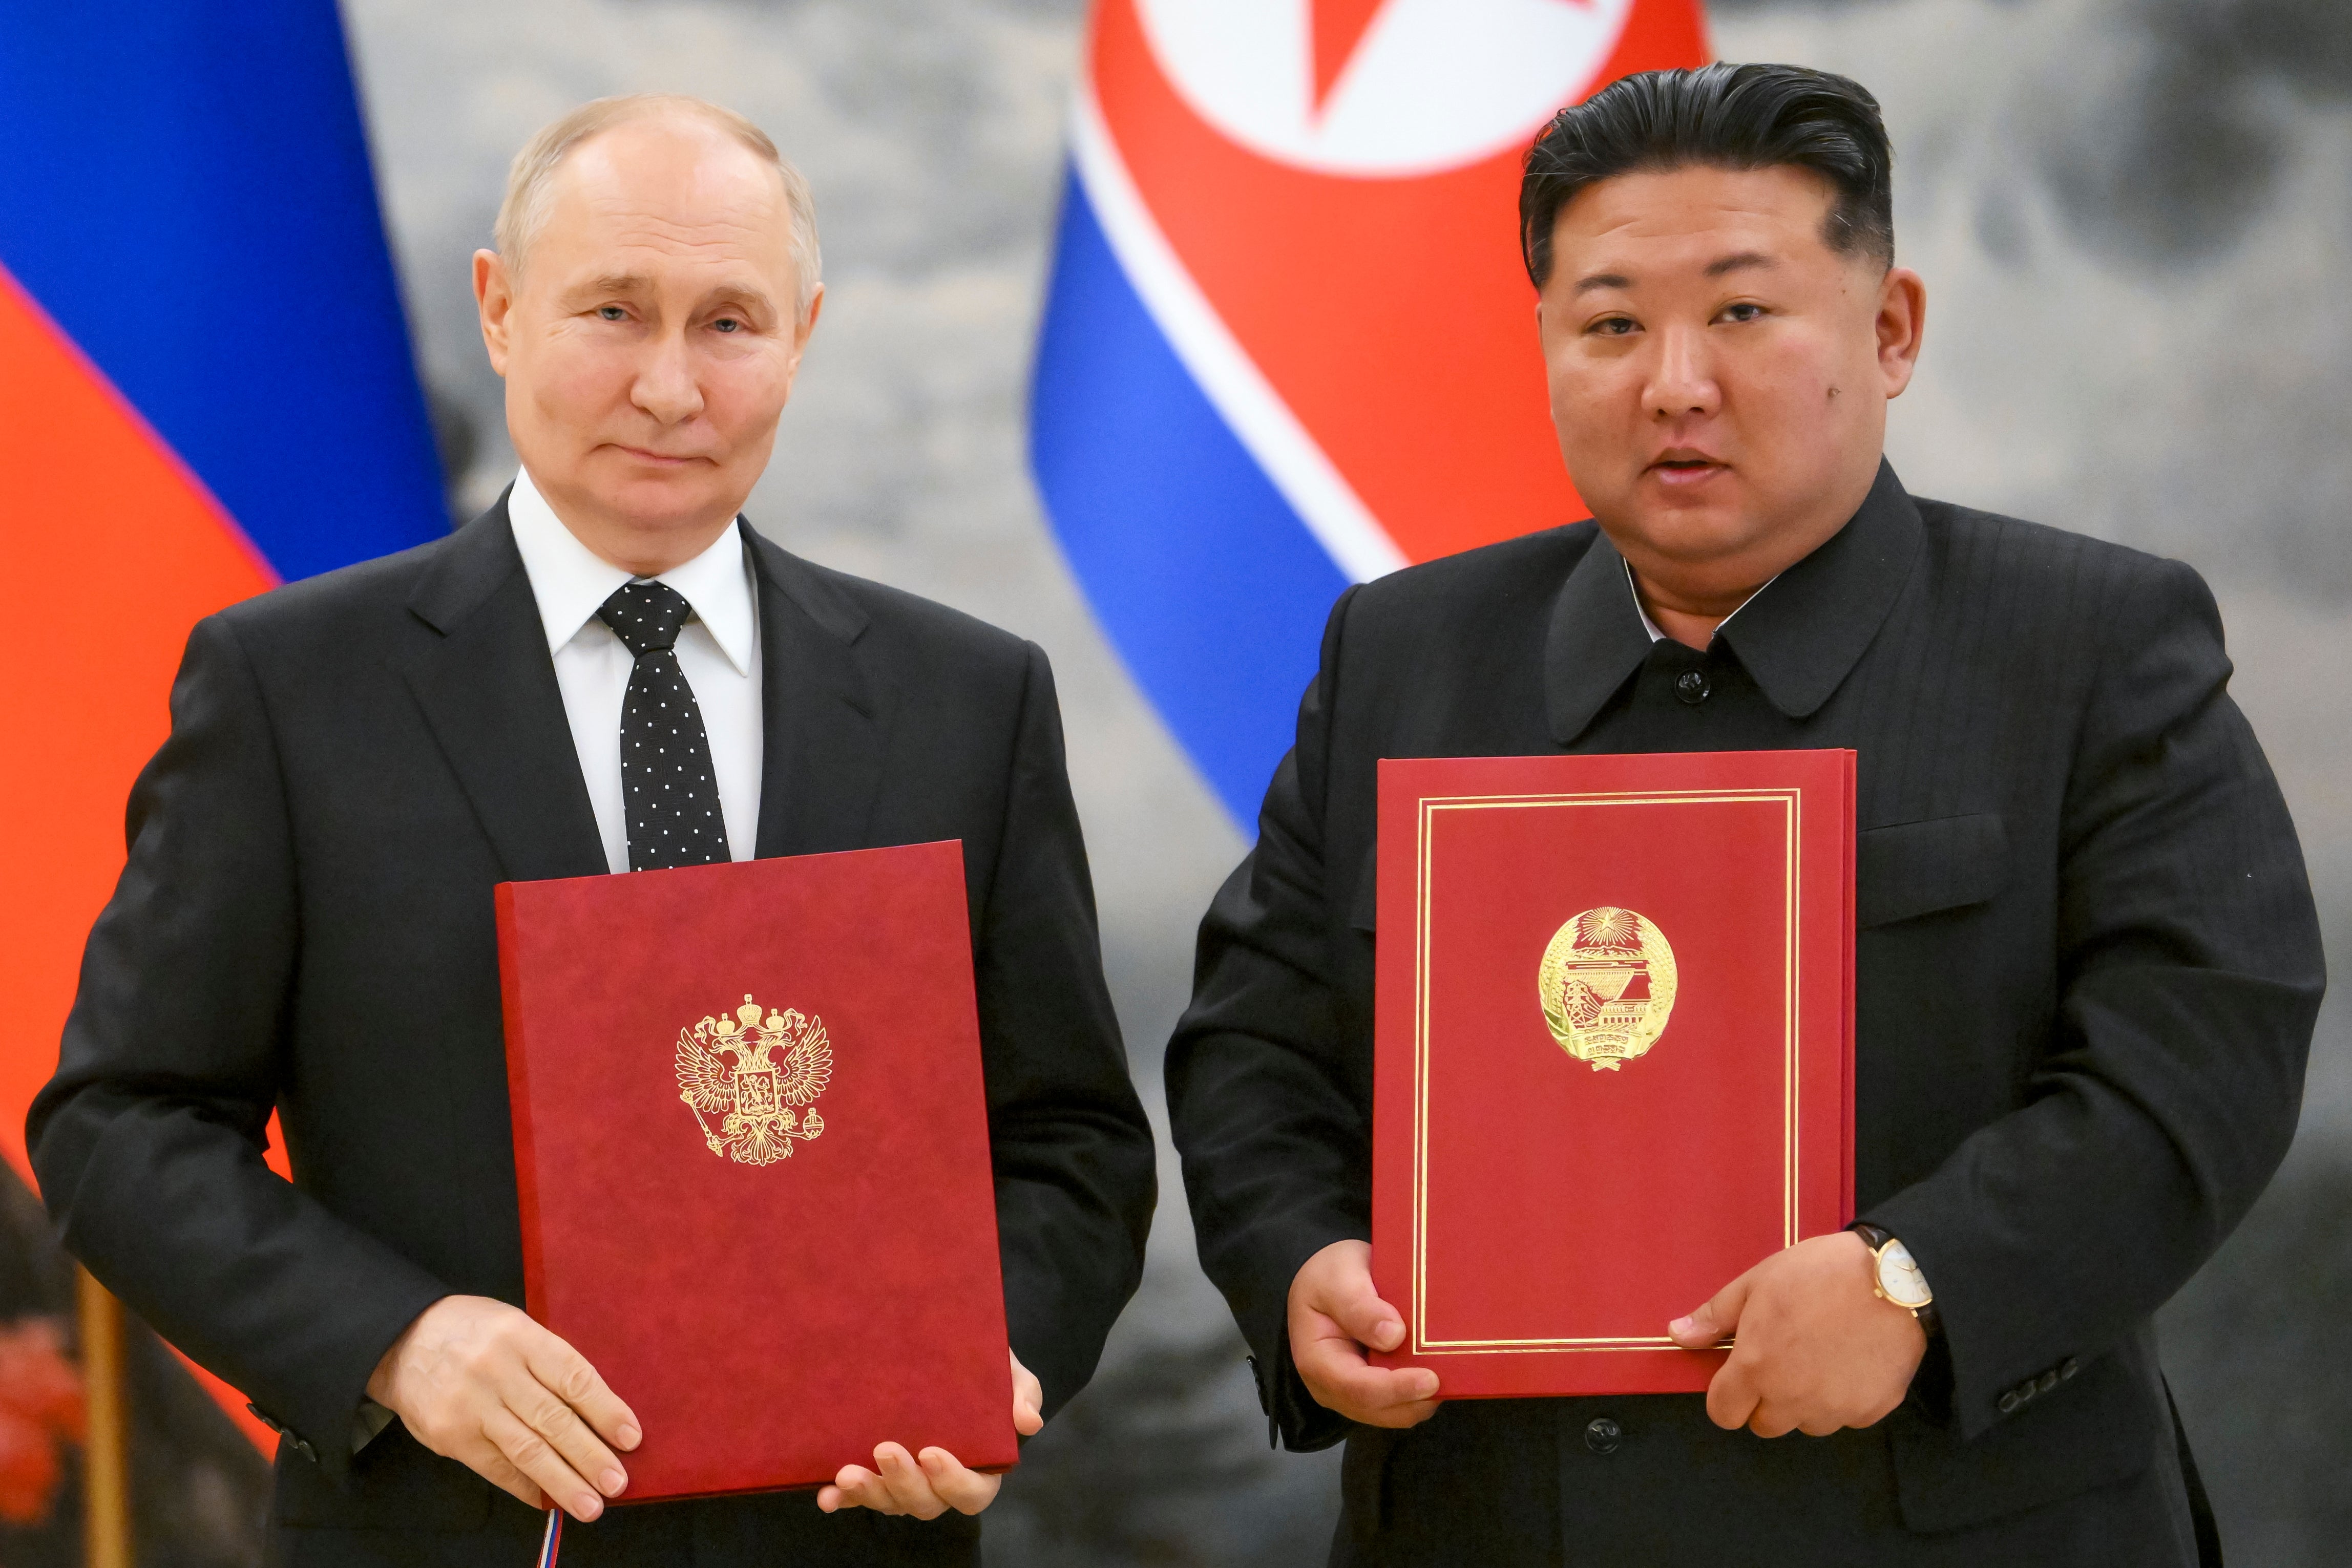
[1675,669,1711,705]
[2060,1358,2080,1381]
[1584,1416,1623,1454]
[1998,1390,2023,1414]
[2038,1369,2060,1394]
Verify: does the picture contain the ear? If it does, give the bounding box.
[1875,265,1926,398]
[474,249,515,376]
[796,280,826,352]
[779,281,827,400]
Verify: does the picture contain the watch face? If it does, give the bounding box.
[1876,1240,1934,1309]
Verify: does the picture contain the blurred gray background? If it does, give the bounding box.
[341,0,2350,1561]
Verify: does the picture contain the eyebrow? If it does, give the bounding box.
[568,272,652,298]
[1573,272,1632,294]
[1704,250,1777,278]
[701,281,776,310]
[563,273,778,314]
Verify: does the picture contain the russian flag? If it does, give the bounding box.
[1031,0,1709,821]
[1,2,446,1442]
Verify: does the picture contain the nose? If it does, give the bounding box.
[1644,323,1719,421]
[631,327,705,427]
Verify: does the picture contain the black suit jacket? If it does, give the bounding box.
[1166,465,2322,1565]
[30,500,1156,1566]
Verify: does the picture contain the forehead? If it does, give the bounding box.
[537,117,793,276]
[1550,163,1840,273]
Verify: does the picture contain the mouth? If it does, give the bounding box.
[1646,450,1726,488]
[610,444,705,468]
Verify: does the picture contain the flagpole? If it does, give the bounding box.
[76,1265,132,1568]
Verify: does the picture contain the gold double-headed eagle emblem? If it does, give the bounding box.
[1537,907,1678,1071]
[674,995,833,1165]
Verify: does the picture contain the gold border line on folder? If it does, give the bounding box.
[1410,790,1801,1356]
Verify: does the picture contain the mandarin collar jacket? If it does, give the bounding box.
[1166,461,2321,1564]
[1544,459,1923,743]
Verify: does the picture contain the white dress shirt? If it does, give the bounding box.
[507,468,763,874]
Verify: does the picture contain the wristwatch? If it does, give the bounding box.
[1848,1222,1940,1337]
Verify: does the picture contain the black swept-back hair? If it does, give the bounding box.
[1520,62,1895,291]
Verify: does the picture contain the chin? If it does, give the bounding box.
[603,472,734,528]
[1610,498,1761,566]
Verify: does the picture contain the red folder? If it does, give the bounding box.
[495,840,1016,1501]
[1371,751,1855,1397]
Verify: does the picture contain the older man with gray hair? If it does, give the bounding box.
[30,94,1154,1565]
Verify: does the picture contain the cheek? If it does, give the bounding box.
[1546,351,1643,442]
[698,347,796,439]
[1727,327,1854,408]
[526,332,636,422]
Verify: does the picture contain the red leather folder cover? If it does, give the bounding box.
[1371,751,1855,1397]
[495,840,1015,1501]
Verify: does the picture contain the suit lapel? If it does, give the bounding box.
[402,498,607,883]
[746,529,886,858]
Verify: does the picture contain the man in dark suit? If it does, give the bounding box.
[1166,63,2322,1564]
[30,93,1154,1565]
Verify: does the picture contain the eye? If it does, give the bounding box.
[597,305,627,322]
[1718,302,1766,324]
[711,316,742,333]
[1588,315,1637,337]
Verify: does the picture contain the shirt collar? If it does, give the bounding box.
[1547,459,1924,743]
[507,467,759,676]
[1622,558,1776,645]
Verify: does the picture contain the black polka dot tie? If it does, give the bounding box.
[597,581,730,872]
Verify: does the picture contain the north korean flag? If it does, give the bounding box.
[1031,0,1710,820]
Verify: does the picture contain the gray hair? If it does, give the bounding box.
[494,93,822,324]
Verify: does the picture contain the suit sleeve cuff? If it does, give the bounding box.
[1256,1316,1354,1452]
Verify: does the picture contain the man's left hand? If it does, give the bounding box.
[816,1351,1044,1519]
[1668,1232,1925,1437]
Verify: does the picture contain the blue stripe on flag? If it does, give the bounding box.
[0,0,447,580]
[1030,167,1350,826]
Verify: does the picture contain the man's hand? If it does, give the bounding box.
[816,1351,1044,1519]
[1288,1240,1440,1428]
[368,1295,639,1522]
[1668,1232,1926,1437]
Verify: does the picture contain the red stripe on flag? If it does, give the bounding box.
[0,265,280,1449]
[1093,0,1710,567]
[0,265,276,1183]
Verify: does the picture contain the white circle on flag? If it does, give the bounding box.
[1134,0,1637,178]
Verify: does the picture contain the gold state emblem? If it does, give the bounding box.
[675,995,833,1164]
[1538,907,1678,1071]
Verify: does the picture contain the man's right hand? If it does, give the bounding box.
[367,1295,640,1521]
[1288,1240,1440,1428]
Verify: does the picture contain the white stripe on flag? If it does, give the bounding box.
[1067,79,1408,584]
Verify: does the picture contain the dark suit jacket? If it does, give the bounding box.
[30,499,1157,1567]
[1166,464,2323,1565]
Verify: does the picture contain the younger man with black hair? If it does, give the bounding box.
[1167,62,2320,1564]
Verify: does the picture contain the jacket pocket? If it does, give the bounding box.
[1858,813,2009,928]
